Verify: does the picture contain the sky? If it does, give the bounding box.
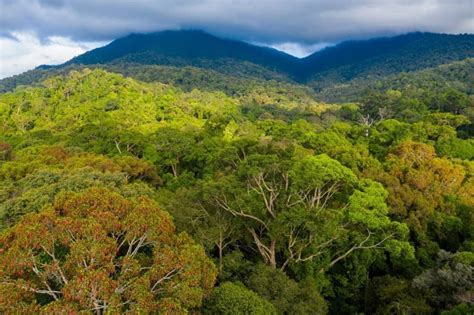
[0,0,473,78]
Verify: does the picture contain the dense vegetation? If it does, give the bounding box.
[0,66,472,314]
[304,33,474,88]
[313,58,474,103]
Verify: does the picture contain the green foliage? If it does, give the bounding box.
[366,276,432,314]
[204,282,277,315]
[314,57,474,104]
[436,137,474,160]
[413,250,474,311]
[246,264,328,314]
[0,145,159,229]
[442,303,474,315]
[0,67,472,314]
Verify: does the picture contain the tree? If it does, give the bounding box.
[441,303,474,315]
[413,250,474,312]
[1,62,473,314]
[436,138,474,160]
[246,264,328,314]
[0,145,160,230]
[439,88,470,114]
[159,186,241,274]
[368,119,411,159]
[146,127,197,179]
[203,151,411,272]
[0,188,217,313]
[365,276,432,315]
[204,282,276,315]
[368,141,468,235]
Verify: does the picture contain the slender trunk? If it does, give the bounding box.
[171,163,178,178]
[249,228,277,268]
[269,240,276,268]
[218,243,223,274]
[218,232,223,274]
[114,139,122,155]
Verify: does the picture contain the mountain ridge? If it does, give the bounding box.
[63,30,302,78]
[1,30,473,97]
[38,30,474,80]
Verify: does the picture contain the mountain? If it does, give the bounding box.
[64,30,301,78]
[1,30,473,99]
[62,30,474,82]
[304,33,474,75]
[304,32,474,92]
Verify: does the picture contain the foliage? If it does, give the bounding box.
[413,250,474,311]
[366,276,432,314]
[0,145,159,229]
[0,67,472,314]
[0,188,217,313]
[246,264,328,314]
[204,282,277,315]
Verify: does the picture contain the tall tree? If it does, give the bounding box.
[202,152,412,271]
[0,188,217,313]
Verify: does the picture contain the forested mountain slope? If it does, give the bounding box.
[0,69,473,313]
[304,32,474,86]
[65,30,301,79]
[63,31,474,82]
[1,31,473,96]
[315,58,474,102]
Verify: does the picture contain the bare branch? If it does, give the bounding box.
[328,231,394,269]
[151,269,180,293]
[214,196,268,228]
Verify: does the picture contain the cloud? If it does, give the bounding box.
[0,32,104,78]
[269,42,333,58]
[1,0,472,44]
[0,0,472,77]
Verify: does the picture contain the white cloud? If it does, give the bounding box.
[270,42,332,58]
[0,32,104,78]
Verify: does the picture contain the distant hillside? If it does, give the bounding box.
[315,58,474,102]
[1,30,473,97]
[304,33,474,99]
[0,68,334,140]
[304,33,474,80]
[64,30,301,78]
[0,63,318,105]
[63,31,474,83]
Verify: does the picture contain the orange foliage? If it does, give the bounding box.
[0,188,216,313]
